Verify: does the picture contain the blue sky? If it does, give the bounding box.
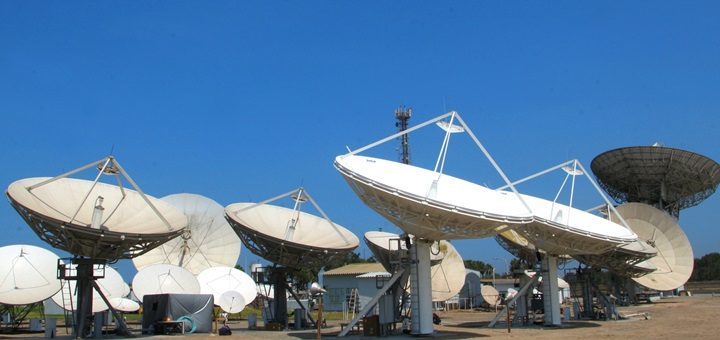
[1,1,719,280]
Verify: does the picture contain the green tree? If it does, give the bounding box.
[691,252,720,281]
[463,259,493,278]
[323,251,374,271]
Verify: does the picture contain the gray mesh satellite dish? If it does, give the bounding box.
[430,240,466,302]
[52,266,127,313]
[131,264,200,301]
[0,245,62,305]
[218,290,246,313]
[197,266,257,307]
[591,146,720,216]
[609,203,694,291]
[225,187,359,270]
[133,193,241,275]
[109,297,140,312]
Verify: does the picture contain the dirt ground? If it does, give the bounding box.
[2,295,718,339]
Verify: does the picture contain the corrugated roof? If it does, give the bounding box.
[356,271,391,278]
[323,263,386,276]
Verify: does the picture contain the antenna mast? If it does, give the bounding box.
[395,106,412,164]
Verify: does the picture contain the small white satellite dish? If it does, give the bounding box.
[218,290,246,313]
[480,285,501,307]
[131,264,200,301]
[431,241,466,302]
[0,245,62,305]
[109,297,140,312]
[133,193,241,275]
[506,288,518,300]
[52,266,127,313]
[197,266,257,306]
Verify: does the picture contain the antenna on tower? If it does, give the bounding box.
[395,106,412,164]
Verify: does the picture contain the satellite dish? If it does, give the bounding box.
[336,155,636,254]
[574,239,658,277]
[109,297,140,312]
[430,241,466,302]
[609,203,694,291]
[133,193,241,275]
[364,231,408,271]
[52,266,127,313]
[218,290,246,313]
[506,288,518,300]
[0,245,62,305]
[7,177,187,259]
[197,266,257,307]
[226,188,359,269]
[512,192,637,255]
[336,155,534,240]
[591,146,720,216]
[131,264,200,301]
[480,285,501,307]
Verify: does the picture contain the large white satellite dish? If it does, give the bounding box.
[336,155,533,241]
[337,155,636,254]
[226,189,359,269]
[7,177,187,259]
[52,266,127,313]
[197,266,257,306]
[131,264,200,301]
[609,203,694,291]
[133,193,241,275]
[430,240,466,302]
[218,290,246,313]
[0,245,62,305]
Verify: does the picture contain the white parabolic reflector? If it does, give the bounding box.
[226,203,359,268]
[0,245,62,305]
[335,155,533,240]
[132,264,200,301]
[610,203,694,291]
[52,266,127,313]
[133,193,241,275]
[218,290,246,313]
[364,231,407,271]
[336,155,636,254]
[7,177,187,235]
[431,240,466,302]
[480,285,500,307]
[197,266,257,306]
[109,297,140,312]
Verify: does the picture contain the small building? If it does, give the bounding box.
[458,269,483,308]
[322,263,389,312]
